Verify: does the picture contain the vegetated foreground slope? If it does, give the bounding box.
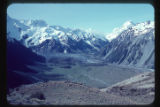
[7,81,136,105]
[101,71,155,104]
[7,70,154,105]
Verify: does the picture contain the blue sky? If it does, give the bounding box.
[7,3,154,34]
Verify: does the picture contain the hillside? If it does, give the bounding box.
[101,71,155,104]
[7,81,136,105]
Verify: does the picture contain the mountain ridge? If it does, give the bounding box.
[7,15,154,69]
[7,15,108,56]
[101,22,154,69]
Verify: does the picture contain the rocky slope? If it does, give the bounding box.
[7,70,154,105]
[101,71,155,104]
[7,81,136,105]
[102,21,154,69]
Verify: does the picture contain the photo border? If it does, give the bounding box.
[0,0,159,107]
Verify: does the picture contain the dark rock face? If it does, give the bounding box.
[30,37,107,56]
[7,39,46,90]
[7,39,45,70]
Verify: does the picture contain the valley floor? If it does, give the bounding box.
[32,62,150,88]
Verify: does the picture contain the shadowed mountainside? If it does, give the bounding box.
[7,39,45,90]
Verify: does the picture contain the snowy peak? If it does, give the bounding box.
[122,20,135,29]
[102,20,154,69]
[105,21,154,41]
[132,21,154,36]
[105,21,134,41]
[20,19,48,27]
[7,15,107,55]
[7,15,29,40]
[7,15,106,45]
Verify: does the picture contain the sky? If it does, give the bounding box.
[7,3,154,34]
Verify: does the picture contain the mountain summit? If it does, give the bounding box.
[105,20,154,41]
[7,15,107,56]
[102,20,154,69]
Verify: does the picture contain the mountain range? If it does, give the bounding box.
[7,15,154,69]
[7,15,107,56]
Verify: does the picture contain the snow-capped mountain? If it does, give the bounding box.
[105,21,154,41]
[106,21,135,41]
[7,15,154,69]
[7,15,107,56]
[7,16,30,40]
[102,21,154,69]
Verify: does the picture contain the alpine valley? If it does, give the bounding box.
[7,15,155,105]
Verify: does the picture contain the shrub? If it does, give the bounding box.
[30,92,45,100]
